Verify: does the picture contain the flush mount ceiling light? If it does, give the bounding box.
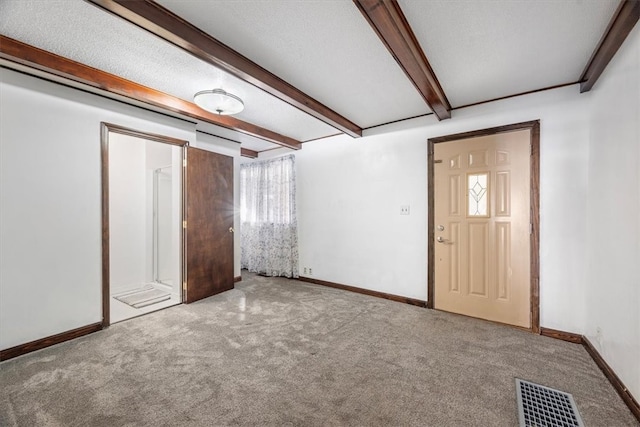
[193,89,244,115]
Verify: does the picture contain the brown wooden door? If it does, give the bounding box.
[185,147,234,303]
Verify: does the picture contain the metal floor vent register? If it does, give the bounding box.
[516,379,584,427]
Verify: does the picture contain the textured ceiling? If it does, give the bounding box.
[156,0,431,128]
[399,0,619,107]
[0,0,623,153]
[0,0,336,145]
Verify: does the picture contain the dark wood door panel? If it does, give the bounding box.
[185,147,234,303]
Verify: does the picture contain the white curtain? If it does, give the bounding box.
[240,155,298,278]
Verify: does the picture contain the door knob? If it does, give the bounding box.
[229,227,235,233]
[437,236,448,243]
[437,225,445,231]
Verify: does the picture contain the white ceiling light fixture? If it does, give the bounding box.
[194,88,244,115]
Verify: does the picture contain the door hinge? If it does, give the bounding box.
[183,158,187,167]
[183,220,187,229]
[182,281,187,291]
[530,223,533,234]
[434,159,443,164]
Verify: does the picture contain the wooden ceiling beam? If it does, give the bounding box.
[0,36,301,150]
[354,0,451,120]
[86,0,363,138]
[240,148,259,159]
[580,0,640,93]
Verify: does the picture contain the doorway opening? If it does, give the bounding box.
[427,120,540,332]
[101,123,187,326]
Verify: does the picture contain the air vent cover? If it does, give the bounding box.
[516,379,584,427]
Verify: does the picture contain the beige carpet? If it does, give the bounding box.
[1,273,637,426]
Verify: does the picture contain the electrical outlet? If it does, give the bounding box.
[304,267,308,274]
[309,268,313,275]
[400,205,410,215]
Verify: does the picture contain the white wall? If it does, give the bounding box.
[286,84,591,334]
[143,140,182,294]
[109,134,147,293]
[193,131,242,278]
[585,23,640,399]
[0,68,194,350]
[109,136,180,294]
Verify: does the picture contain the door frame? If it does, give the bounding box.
[427,120,540,333]
[100,122,188,328]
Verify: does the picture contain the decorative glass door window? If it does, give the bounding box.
[468,173,489,217]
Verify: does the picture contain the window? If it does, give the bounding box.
[468,173,489,217]
[240,155,298,278]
